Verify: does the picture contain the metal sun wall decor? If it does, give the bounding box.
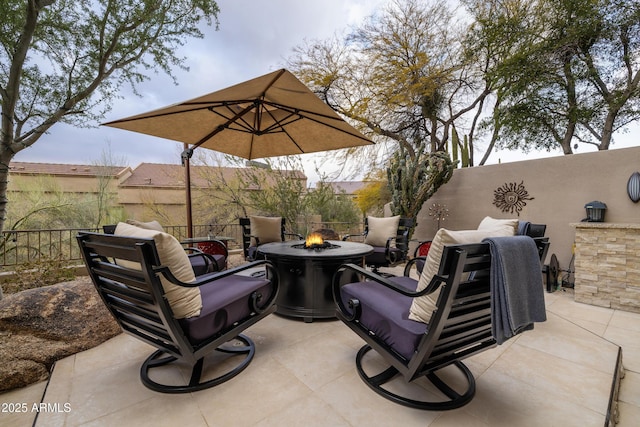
[493,181,534,216]
[628,172,640,203]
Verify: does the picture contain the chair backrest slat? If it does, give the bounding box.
[409,237,549,379]
[77,232,193,362]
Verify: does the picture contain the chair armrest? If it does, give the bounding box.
[187,252,220,272]
[342,232,365,241]
[403,256,426,277]
[384,236,396,249]
[183,239,229,256]
[184,246,205,254]
[333,263,445,298]
[284,232,304,240]
[333,263,446,321]
[160,259,278,289]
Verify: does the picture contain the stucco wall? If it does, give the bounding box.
[413,146,640,270]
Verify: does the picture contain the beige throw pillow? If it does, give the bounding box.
[250,216,282,245]
[364,215,400,247]
[126,219,165,232]
[408,225,516,324]
[477,216,518,234]
[114,222,202,319]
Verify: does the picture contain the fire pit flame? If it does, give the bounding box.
[305,232,324,248]
[292,232,339,250]
[293,232,340,250]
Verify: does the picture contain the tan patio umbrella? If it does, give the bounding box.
[103,69,373,236]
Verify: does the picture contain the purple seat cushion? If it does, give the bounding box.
[211,254,226,271]
[189,255,212,276]
[179,274,273,343]
[189,254,227,276]
[340,276,428,360]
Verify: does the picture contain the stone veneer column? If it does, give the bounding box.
[572,223,640,314]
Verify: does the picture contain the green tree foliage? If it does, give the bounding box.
[353,170,391,217]
[305,181,360,225]
[0,0,220,237]
[289,0,489,168]
[6,176,74,230]
[239,160,308,235]
[467,0,640,154]
[289,0,467,225]
[5,170,125,231]
[195,155,308,235]
[195,153,361,234]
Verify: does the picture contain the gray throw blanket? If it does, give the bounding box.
[483,236,546,345]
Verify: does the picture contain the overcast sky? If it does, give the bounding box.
[14,0,387,180]
[13,0,638,182]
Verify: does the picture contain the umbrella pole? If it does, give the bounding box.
[182,144,194,238]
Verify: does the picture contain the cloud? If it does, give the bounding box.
[14,0,386,172]
[17,0,634,176]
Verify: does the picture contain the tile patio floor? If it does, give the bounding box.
[2,280,639,426]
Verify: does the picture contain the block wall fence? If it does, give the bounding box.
[412,145,640,274]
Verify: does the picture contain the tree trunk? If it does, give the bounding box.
[0,152,11,300]
[600,110,618,151]
[0,152,14,237]
[560,122,575,154]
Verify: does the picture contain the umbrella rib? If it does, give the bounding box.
[207,104,257,133]
[260,101,372,142]
[192,102,258,149]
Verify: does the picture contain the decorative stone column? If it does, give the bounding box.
[572,223,640,313]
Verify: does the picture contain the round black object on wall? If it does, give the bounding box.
[583,201,607,222]
[628,172,640,203]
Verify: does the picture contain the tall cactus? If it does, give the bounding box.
[462,134,470,168]
[451,127,459,165]
[387,150,455,238]
[450,126,470,168]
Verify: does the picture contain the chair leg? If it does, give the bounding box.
[140,334,256,393]
[355,345,476,411]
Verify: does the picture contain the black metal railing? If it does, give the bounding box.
[0,221,364,268]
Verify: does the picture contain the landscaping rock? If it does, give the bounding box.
[0,277,120,392]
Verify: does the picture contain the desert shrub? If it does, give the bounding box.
[4,255,76,294]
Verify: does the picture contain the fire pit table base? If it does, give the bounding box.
[257,241,373,322]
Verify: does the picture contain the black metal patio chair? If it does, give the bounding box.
[103,222,227,276]
[239,216,302,261]
[342,216,413,274]
[333,236,549,410]
[77,231,278,393]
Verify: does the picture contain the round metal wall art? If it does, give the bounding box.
[493,181,534,216]
[628,171,640,203]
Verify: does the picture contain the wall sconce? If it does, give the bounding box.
[628,172,640,203]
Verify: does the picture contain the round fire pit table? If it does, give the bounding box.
[257,240,373,322]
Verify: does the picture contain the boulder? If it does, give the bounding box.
[314,228,341,240]
[0,277,120,392]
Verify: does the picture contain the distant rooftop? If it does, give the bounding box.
[9,161,307,189]
[9,162,128,177]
